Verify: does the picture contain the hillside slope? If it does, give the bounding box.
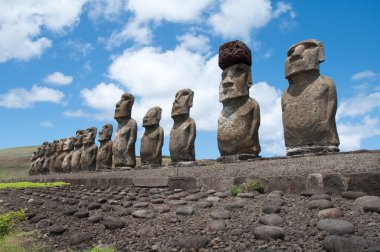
[0,146,36,180]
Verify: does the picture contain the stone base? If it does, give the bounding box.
[169,161,197,167]
[114,166,133,171]
[286,146,339,156]
[140,164,161,169]
[217,153,259,163]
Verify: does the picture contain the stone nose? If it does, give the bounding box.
[291,44,305,60]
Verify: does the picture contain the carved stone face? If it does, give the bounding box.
[63,137,74,151]
[45,143,54,156]
[98,124,113,141]
[57,139,66,152]
[143,107,162,127]
[74,130,84,147]
[171,89,194,117]
[219,63,252,103]
[83,127,97,144]
[114,94,134,119]
[285,40,324,78]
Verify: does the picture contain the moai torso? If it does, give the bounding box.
[70,130,84,172]
[282,39,339,155]
[97,124,113,170]
[113,119,137,167]
[218,98,260,155]
[61,137,74,173]
[141,107,164,166]
[217,41,261,158]
[113,93,137,168]
[54,139,66,173]
[80,127,98,171]
[169,89,196,163]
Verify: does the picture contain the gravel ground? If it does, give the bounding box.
[25,151,380,182]
[1,184,380,251]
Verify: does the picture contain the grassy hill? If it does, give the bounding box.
[0,146,36,180]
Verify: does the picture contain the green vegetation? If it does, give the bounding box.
[0,210,26,238]
[0,181,69,190]
[0,146,37,180]
[230,178,264,196]
[83,246,117,252]
[0,230,47,252]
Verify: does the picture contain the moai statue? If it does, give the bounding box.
[217,40,261,162]
[96,124,113,170]
[169,89,196,163]
[35,142,48,174]
[282,39,340,155]
[112,93,137,168]
[42,141,58,173]
[29,150,38,175]
[80,127,98,171]
[54,138,66,173]
[61,137,75,173]
[140,107,164,167]
[71,130,84,172]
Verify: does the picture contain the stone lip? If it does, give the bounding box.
[19,150,380,195]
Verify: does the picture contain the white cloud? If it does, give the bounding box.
[0,85,65,109]
[87,0,126,22]
[337,92,380,119]
[126,0,213,22]
[63,39,93,59]
[251,82,285,155]
[351,70,378,81]
[40,121,53,128]
[338,116,380,151]
[80,82,125,120]
[0,0,87,63]
[43,72,73,85]
[177,33,210,54]
[106,19,153,48]
[208,0,294,41]
[63,109,89,118]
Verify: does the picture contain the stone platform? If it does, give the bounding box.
[19,150,380,195]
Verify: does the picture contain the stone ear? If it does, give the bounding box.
[318,43,325,63]
[156,108,162,120]
[188,91,194,107]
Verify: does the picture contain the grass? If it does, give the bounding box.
[0,210,26,238]
[230,178,264,196]
[0,146,37,180]
[83,246,117,252]
[0,181,69,190]
[0,230,48,252]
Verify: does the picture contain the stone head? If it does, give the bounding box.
[285,39,325,79]
[52,140,59,152]
[83,127,97,144]
[39,142,48,156]
[171,89,194,118]
[45,142,54,156]
[74,130,84,147]
[63,137,75,151]
[57,138,66,152]
[114,93,134,119]
[143,107,162,127]
[98,124,113,141]
[218,40,252,103]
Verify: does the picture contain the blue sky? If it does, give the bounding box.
[0,0,379,159]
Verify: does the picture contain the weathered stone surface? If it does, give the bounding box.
[103,219,126,230]
[169,89,196,162]
[258,214,283,226]
[347,172,380,196]
[322,172,347,194]
[49,225,68,235]
[61,137,74,173]
[262,205,281,214]
[318,208,344,219]
[206,220,226,232]
[154,205,170,214]
[70,130,84,172]
[342,191,367,200]
[217,40,260,157]
[74,211,89,219]
[196,201,213,208]
[306,173,324,193]
[207,196,220,202]
[310,193,331,201]
[69,231,94,246]
[210,209,231,220]
[237,192,256,198]
[88,215,103,223]
[225,198,246,209]
[308,199,334,210]
[140,107,164,166]
[113,93,137,168]
[132,210,155,219]
[133,177,168,188]
[87,202,101,210]
[96,124,113,170]
[176,206,194,216]
[254,226,284,240]
[282,39,339,155]
[363,204,380,213]
[176,236,209,249]
[317,219,355,235]
[354,196,380,209]
[80,127,98,171]
[168,176,196,191]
